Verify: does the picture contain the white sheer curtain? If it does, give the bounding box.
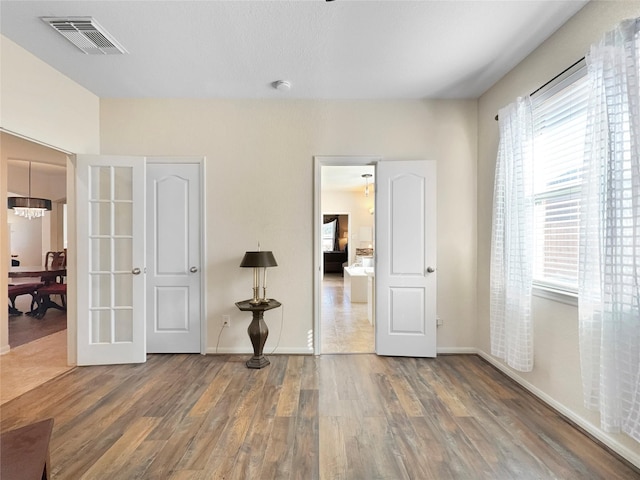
[490,97,535,372]
[579,18,640,440]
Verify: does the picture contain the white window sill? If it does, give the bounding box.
[533,284,578,307]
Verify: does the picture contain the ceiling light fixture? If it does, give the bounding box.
[362,173,372,197]
[7,162,52,220]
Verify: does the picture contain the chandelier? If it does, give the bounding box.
[7,162,52,220]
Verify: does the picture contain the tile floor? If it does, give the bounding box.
[321,273,374,353]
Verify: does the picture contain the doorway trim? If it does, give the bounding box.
[313,155,381,355]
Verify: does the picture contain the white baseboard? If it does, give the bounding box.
[437,346,477,355]
[206,347,313,355]
[0,344,10,355]
[476,349,640,470]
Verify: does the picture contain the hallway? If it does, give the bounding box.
[321,273,374,353]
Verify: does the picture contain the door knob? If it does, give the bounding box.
[190,266,198,273]
[426,267,436,273]
[132,267,141,275]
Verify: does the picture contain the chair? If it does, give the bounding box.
[42,250,66,285]
[33,283,67,319]
[8,283,42,316]
[31,250,67,317]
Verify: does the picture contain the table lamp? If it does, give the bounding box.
[240,250,278,305]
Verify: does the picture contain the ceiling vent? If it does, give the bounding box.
[41,17,127,55]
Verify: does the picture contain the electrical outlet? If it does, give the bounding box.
[436,316,443,326]
[222,315,231,327]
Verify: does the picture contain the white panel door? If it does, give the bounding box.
[146,162,201,353]
[375,160,437,357]
[76,155,147,365]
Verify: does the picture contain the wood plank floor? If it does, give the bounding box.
[1,354,637,479]
[8,299,67,348]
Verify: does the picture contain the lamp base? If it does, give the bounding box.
[249,288,261,305]
[246,355,270,369]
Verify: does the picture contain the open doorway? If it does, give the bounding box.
[319,162,376,354]
[2,133,71,403]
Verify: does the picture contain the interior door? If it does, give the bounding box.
[76,155,146,365]
[146,162,201,353]
[375,160,437,357]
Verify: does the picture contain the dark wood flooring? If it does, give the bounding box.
[8,296,67,348]
[1,354,638,479]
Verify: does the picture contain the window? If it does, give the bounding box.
[322,219,337,251]
[531,61,588,293]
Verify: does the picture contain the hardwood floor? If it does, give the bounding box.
[321,273,374,354]
[8,298,67,348]
[1,353,637,479]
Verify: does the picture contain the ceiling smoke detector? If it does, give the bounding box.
[41,17,127,55]
[273,80,292,92]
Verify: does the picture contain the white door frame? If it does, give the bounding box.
[313,155,380,355]
[147,156,207,355]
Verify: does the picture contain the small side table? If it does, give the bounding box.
[235,299,282,369]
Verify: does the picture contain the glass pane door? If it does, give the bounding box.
[77,156,146,365]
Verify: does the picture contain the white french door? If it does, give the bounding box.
[76,155,147,365]
[375,160,437,357]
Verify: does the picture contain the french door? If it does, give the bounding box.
[76,155,146,365]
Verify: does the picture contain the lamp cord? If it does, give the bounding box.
[215,323,225,354]
[215,303,284,355]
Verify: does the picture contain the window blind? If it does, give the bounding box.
[531,60,588,292]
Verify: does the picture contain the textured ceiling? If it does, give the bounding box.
[0,0,588,99]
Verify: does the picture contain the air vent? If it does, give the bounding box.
[41,17,127,55]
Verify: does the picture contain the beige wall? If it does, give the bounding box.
[477,1,640,465]
[0,35,100,154]
[1,34,99,355]
[100,98,478,353]
[7,161,66,200]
